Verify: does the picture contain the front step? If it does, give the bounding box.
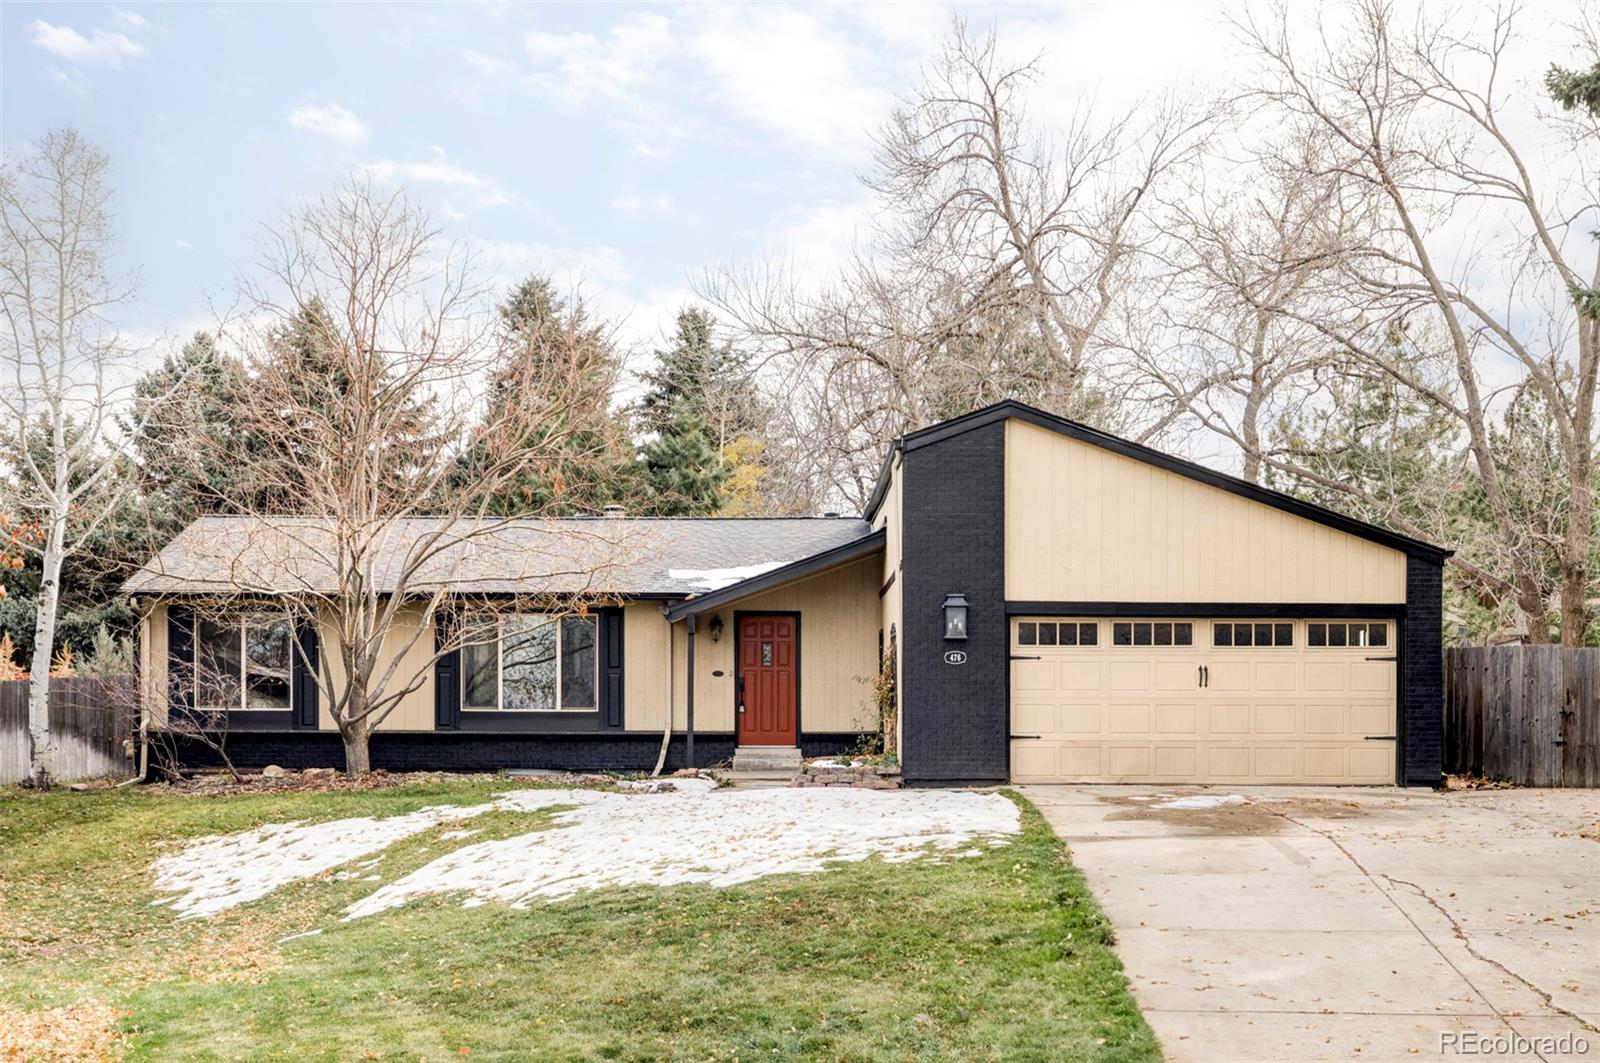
[730,745,802,773]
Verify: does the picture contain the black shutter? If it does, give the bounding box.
[434,611,459,730]
[293,620,320,729]
[167,606,195,716]
[599,606,625,729]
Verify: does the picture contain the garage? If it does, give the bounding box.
[879,398,1448,787]
[1009,617,1399,784]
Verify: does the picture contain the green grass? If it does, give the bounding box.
[0,781,1158,1062]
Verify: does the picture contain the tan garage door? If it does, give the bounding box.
[1010,618,1397,784]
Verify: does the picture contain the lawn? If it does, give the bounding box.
[0,779,1158,1062]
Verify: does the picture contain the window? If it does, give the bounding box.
[1112,621,1191,647]
[462,613,598,712]
[1308,622,1388,648]
[1017,621,1098,647]
[195,615,294,712]
[1212,622,1294,647]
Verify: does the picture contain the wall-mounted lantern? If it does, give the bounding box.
[942,594,969,641]
[709,614,724,643]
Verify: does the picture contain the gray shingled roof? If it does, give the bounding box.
[120,515,875,598]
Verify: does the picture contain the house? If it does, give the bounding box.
[124,400,1449,786]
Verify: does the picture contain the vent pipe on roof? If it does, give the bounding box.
[602,504,626,518]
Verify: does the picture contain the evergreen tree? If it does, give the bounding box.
[455,276,642,515]
[640,401,730,515]
[635,308,765,514]
[125,331,254,528]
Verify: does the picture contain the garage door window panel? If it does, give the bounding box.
[1213,622,1293,647]
[1309,621,1389,649]
[1016,621,1097,648]
[1114,621,1189,647]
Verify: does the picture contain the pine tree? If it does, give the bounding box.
[456,276,642,515]
[125,331,255,526]
[641,402,730,515]
[635,308,764,514]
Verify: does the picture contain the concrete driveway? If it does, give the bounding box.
[1022,785,1600,1062]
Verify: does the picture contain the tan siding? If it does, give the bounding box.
[623,601,674,733]
[141,603,169,728]
[1004,420,1407,604]
[623,555,884,736]
[318,603,436,731]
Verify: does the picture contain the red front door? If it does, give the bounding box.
[737,615,797,745]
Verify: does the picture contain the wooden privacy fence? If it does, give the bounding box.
[1445,646,1600,787]
[0,676,137,785]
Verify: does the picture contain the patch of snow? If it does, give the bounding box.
[667,561,787,591]
[344,787,1020,919]
[150,802,503,919]
[276,928,323,944]
[1152,794,1247,810]
[439,829,481,841]
[807,759,847,768]
[617,776,719,795]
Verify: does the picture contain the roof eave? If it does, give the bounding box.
[664,529,888,622]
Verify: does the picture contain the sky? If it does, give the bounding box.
[0,1,1241,367]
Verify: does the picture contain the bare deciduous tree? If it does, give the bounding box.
[1240,1,1600,643]
[706,22,1220,510]
[0,129,175,788]
[168,181,638,774]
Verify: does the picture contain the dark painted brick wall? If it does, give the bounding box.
[157,731,867,775]
[899,421,1009,784]
[1403,555,1444,786]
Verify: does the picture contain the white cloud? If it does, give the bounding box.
[286,100,369,146]
[611,192,673,214]
[769,197,876,287]
[476,240,630,295]
[689,7,894,159]
[522,13,673,106]
[112,7,149,29]
[362,147,510,208]
[173,238,197,253]
[28,19,147,66]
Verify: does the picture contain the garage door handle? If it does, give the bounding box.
[1010,654,1042,661]
[1363,735,1397,740]
[1010,734,1042,740]
[1365,655,1398,662]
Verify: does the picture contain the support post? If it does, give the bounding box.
[685,614,697,769]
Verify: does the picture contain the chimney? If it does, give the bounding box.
[602,504,626,519]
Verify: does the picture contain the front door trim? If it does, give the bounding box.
[734,610,801,745]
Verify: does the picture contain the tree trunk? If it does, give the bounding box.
[1559,467,1594,646]
[24,525,66,789]
[341,721,372,776]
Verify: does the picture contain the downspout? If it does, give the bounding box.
[116,596,150,788]
[651,614,676,778]
[685,613,697,769]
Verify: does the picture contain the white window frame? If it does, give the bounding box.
[194,614,295,713]
[462,612,598,713]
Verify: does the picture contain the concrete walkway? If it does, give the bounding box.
[1022,785,1600,1062]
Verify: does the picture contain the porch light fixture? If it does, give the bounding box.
[942,594,969,641]
[709,614,724,643]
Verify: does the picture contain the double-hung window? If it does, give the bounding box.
[194,615,294,712]
[462,613,598,712]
